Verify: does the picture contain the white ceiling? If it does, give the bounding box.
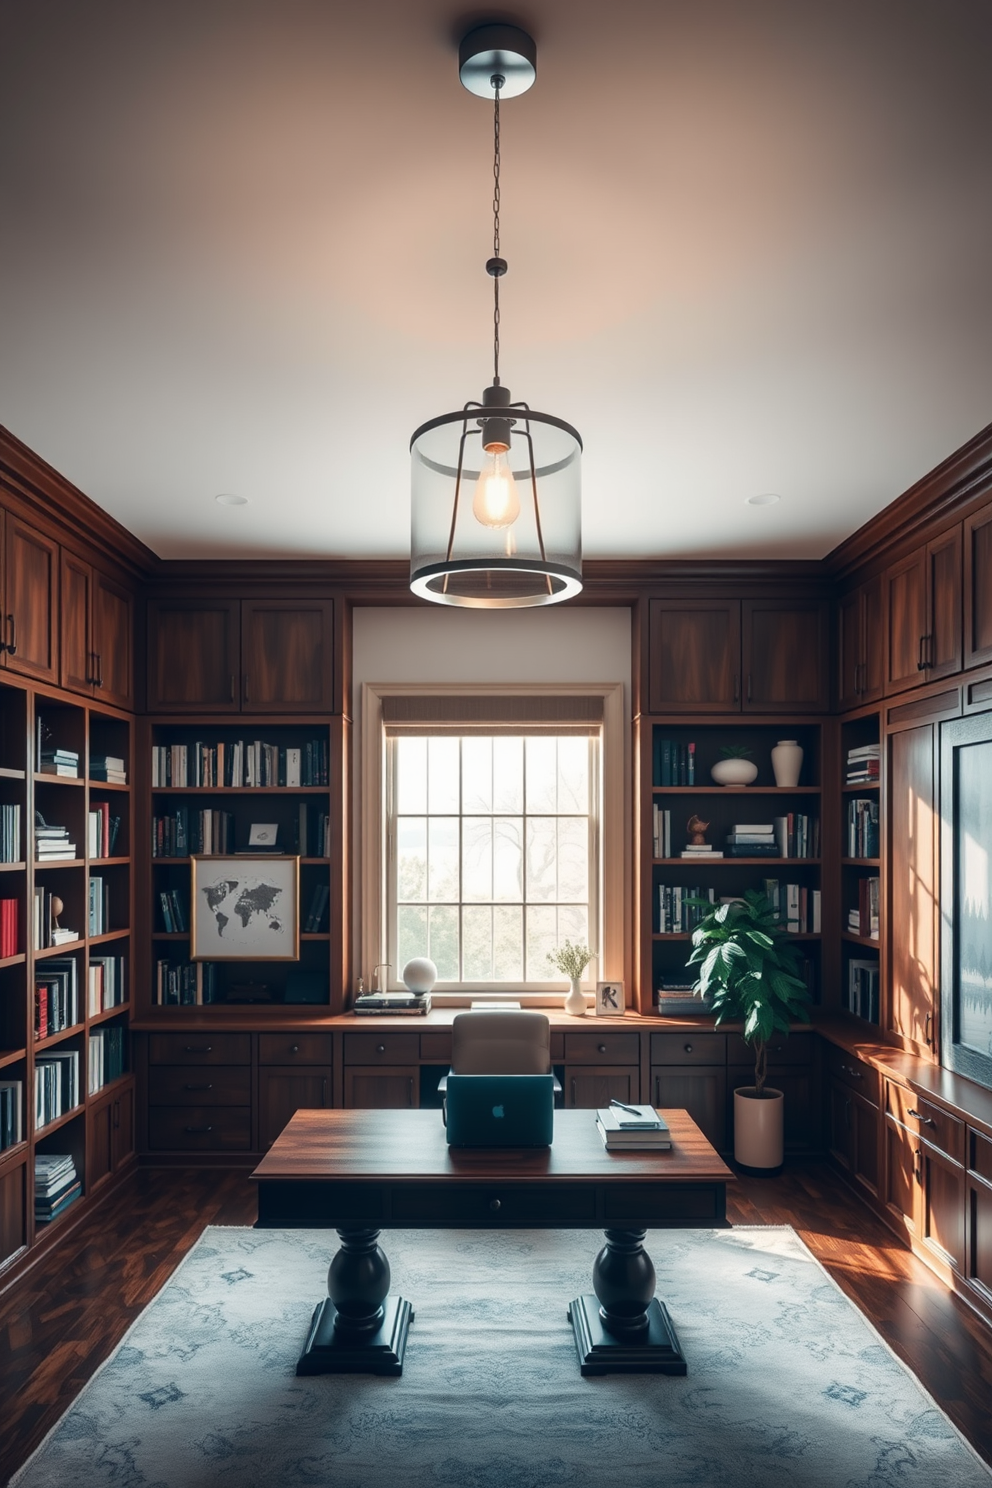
[1,0,991,562]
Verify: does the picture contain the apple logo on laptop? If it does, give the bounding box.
[492,1104,505,1119]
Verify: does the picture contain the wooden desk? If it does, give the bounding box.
[252,1107,732,1377]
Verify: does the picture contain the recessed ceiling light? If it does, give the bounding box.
[215,493,248,507]
[746,492,781,507]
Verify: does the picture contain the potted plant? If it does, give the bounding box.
[547,940,595,1017]
[686,889,811,1172]
[710,744,758,787]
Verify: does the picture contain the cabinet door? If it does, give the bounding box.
[344,1067,418,1109]
[60,550,94,695]
[742,600,829,712]
[113,1082,135,1171]
[964,499,992,670]
[969,1175,992,1306]
[146,600,241,712]
[92,570,133,710]
[831,1083,880,1198]
[241,600,335,712]
[885,548,928,694]
[3,515,58,682]
[884,1116,922,1241]
[87,1089,116,1190]
[862,573,886,701]
[921,1144,965,1273]
[837,589,863,710]
[652,1065,726,1150]
[648,600,740,713]
[565,1066,637,1109]
[258,1067,331,1149]
[888,724,936,1053]
[925,527,962,680]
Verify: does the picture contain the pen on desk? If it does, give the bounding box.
[610,1099,644,1117]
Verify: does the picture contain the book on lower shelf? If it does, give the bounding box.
[154,958,217,1006]
[35,957,80,1039]
[89,754,127,784]
[761,879,821,934]
[33,887,79,950]
[847,798,880,858]
[658,885,715,934]
[87,802,121,859]
[89,955,126,1013]
[0,1080,23,1151]
[34,1153,81,1224]
[0,897,18,957]
[1,803,21,863]
[34,1050,81,1128]
[846,958,880,1022]
[354,992,431,1015]
[304,881,330,932]
[88,1025,127,1093]
[848,876,880,939]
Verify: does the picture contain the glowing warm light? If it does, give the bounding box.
[472,446,520,529]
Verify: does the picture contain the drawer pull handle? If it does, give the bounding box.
[907,1108,936,1127]
[847,1068,862,1080]
[183,1083,213,1091]
[185,1125,213,1134]
[184,1045,213,1053]
[489,1198,501,1212]
[684,1043,693,1053]
[290,1044,300,1054]
[376,1044,386,1055]
[597,1044,607,1054]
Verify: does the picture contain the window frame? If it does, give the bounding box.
[359,682,627,1005]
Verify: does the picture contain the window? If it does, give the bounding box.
[360,685,626,1000]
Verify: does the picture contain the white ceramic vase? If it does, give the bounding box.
[710,758,759,787]
[734,1086,784,1172]
[565,977,587,1016]
[771,739,803,788]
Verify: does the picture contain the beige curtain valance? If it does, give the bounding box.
[381,693,604,737]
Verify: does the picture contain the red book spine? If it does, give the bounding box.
[35,983,48,1041]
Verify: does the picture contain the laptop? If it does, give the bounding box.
[444,1073,555,1148]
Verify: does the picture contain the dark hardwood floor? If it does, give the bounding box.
[2,1160,991,1484]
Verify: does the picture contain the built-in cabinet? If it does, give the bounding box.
[60,553,133,710]
[884,531,963,695]
[0,515,59,685]
[837,574,885,709]
[964,499,992,670]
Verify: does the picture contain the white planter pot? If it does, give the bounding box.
[734,1086,784,1173]
[710,758,758,787]
[771,739,803,788]
[565,977,587,1016]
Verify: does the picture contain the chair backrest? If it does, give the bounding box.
[450,1010,551,1075]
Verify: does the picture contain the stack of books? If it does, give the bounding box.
[39,747,79,778]
[681,841,723,860]
[596,1103,672,1150]
[846,744,880,785]
[354,991,431,1016]
[726,823,779,857]
[655,982,709,1016]
[35,813,76,862]
[34,1154,81,1225]
[0,1079,23,1151]
[90,753,127,784]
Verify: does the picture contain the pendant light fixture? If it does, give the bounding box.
[409,24,583,608]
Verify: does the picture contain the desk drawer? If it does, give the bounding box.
[148,1067,251,1106]
[147,1106,251,1152]
[652,1033,726,1066]
[148,1033,250,1066]
[564,1032,640,1064]
[825,1047,879,1104]
[886,1082,964,1163]
[344,1033,420,1064]
[390,1183,597,1227]
[258,1033,334,1065]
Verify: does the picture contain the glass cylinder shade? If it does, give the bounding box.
[410,405,582,607]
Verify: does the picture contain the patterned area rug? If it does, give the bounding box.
[13,1225,992,1488]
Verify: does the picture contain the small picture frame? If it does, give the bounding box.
[190,854,299,961]
[248,823,279,849]
[595,980,625,1016]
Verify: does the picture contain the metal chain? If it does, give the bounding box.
[492,76,502,385]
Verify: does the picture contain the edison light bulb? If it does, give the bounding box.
[472,445,520,529]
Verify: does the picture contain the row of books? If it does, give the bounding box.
[0,1079,22,1151]
[35,958,79,1039]
[151,738,329,788]
[90,955,126,1014]
[158,889,188,933]
[86,803,122,859]
[35,1154,81,1225]
[846,743,880,785]
[154,959,219,1005]
[846,957,880,1022]
[88,876,110,937]
[848,876,880,940]
[0,897,18,958]
[35,1049,81,1129]
[762,880,822,934]
[90,753,126,784]
[653,738,696,787]
[847,798,880,858]
[658,885,715,934]
[33,888,78,950]
[0,803,21,862]
[88,1025,126,1094]
[152,809,236,858]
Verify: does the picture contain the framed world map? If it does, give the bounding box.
[190,855,300,961]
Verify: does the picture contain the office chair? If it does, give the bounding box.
[438,1010,561,1094]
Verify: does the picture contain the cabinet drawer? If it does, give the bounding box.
[147,1106,251,1151]
[886,1083,965,1163]
[728,1033,812,1067]
[970,1128,992,1185]
[825,1047,879,1105]
[258,1033,334,1065]
[344,1032,421,1064]
[420,1033,452,1062]
[652,1032,726,1066]
[390,1183,597,1227]
[148,1067,251,1106]
[148,1033,251,1066]
[564,1032,640,1064]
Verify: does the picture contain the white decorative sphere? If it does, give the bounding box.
[402,957,437,995]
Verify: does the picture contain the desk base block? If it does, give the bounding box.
[297,1296,413,1376]
[568,1296,687,1376]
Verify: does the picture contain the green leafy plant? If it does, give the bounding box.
[546,940,595,980]
[719,743,754,759]
[686,890,810,1095]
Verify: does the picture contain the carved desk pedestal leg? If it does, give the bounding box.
[568,1227,687,1376]
[297,1227,413,1376]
